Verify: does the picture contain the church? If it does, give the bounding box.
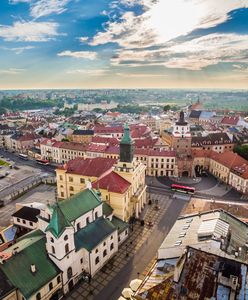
[0,188,128,300]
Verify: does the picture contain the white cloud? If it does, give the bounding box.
[79,37,89,43]
[91,0,248,49]
[111,33,248,70]
[67,69,108,76]
[0,68,25,75]
[30,0,71,19]
[0,20,60,42]
[58,50,97,60]
[9,0,31,3]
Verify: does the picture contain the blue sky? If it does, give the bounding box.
[0,0,248,89]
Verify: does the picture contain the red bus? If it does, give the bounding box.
[171,184,195,194]
[36,159,50,166]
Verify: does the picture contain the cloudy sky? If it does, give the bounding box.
[0,0,248,89]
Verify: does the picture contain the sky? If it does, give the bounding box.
[0,0,248,89]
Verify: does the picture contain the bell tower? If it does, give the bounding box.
[120,124,134,163]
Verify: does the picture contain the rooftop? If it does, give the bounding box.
[74,217,116,251]
[92,171,131,194]
[60,157,116,177]
[1,230,60,299]
[12,206,40,223]
[56,189,102,222]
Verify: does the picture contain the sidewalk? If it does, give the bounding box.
[65,194,172,300]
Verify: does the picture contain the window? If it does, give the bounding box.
[80,178,85,184]
[65,243,69,254]
[103,242,106,246]
[60,185,63,188]
[36,293,41,300]
[61,192,64,197]
[110,243,114,250]
[23,220,26,224]
[50,237,54,243]
[86,217,90,225]
[103,249,107,257]
[69,177,73,182]
[17,218,20,223]
[29,221,33,226]
[77,223,81,231]
[95,256,99,264]
[67,267,72,280]
[64,235,68,241]
[49,282,53,291]
[125,230,128,235]
[59,175,63,181]
[57,276,61,284]
[69,186,74,191]
[52,246,55,254]
[95,248,98,253]
[80,258,83,264]
[110,235,113,240]
[95,212,98,219]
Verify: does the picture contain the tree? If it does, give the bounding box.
[233,145,248,161]
[163,105,171,112]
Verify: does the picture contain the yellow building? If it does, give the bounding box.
[56,124,147,221]
[71,129,94,144]
[56,157,116,199]
[92,171,132,222]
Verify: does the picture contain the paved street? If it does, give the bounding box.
[0,148,56,174]
[65,192,186,300]
[0,184,56,227]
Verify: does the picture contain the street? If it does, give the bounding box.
[0,148,56,174]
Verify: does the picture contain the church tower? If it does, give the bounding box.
[115,124,147,219]
[172,111,192,157]
[120,124,134,163]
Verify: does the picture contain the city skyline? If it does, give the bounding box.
[1,0,248,89]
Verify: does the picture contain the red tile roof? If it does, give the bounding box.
[211,151,248,179]
[92,171,131,194]
[221,116,239,126]
[91,136,119,146]
[61,157,117,177]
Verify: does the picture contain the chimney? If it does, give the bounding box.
[30,264,36,273]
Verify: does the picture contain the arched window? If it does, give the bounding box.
[110,243,114,250]
[64,235,68,241]
[67,267,72,280]
[77,223,81,231]
[52,246,55,254]
[95,256,99,265]
[86,217,90,225]
[95,212,98,219]
[69,186,74,191]
[57,276,61,284]
[49,282,53,291]
[65,243,69,254]
[103,249,107,257]
[50,237,54,243]
[36,293,41,300]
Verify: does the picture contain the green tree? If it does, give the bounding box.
[233,145,248,161]
[163,105,171,112]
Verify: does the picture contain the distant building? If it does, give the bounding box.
[71,129,94,144]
